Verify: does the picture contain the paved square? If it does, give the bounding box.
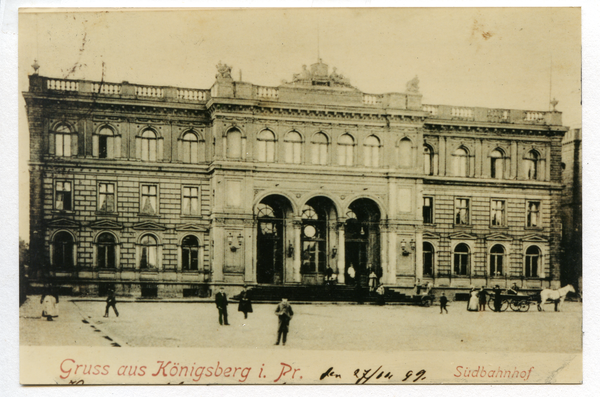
[20,297,581,353]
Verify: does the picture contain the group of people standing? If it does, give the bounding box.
[467,284,520,312]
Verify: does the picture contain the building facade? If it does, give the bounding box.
[24,60,568,298]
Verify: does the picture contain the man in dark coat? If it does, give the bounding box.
[215,287,230,325]
[275,298,294,346]
[439,292,448,314]
[493,285,503,312]
[104,289,119,317]
[237,285,253,319]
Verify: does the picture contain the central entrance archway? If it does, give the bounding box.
[256,195,293,284]
[345,198,381,285]
[301,196,338,285]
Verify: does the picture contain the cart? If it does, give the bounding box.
[411,293,435,307]
[487,293,536,312]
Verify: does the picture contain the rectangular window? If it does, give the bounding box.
[455,198,470,225]
[55,181,72,210]
[98,183,116,212]
[182,186,199,216]
[526,201,540,227]
[491,200,506,227]
[423,197,433,224]
[141,184,158,215]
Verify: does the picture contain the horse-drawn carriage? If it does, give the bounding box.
[486,285,576,312]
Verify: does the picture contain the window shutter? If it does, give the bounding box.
[49,133,55,155]
[71,133,78,156]
[92,135,99,157]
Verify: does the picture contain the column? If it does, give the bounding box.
[475,139,482,177]
[337,223,346,284]
[244,220,254,282]
[387,229,397,284]
[212,220,224,282]
[415,232,423,280]
[510,141,518,179]
[439,136,446,176]
[293,220,302,283]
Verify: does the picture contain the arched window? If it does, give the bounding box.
[257,130,276,162]
[140,129,157,162]
[182,235,199,271]
[491,149,505,179]
[525,246,541,277]
[453,147,469,177]
[525,150,539,180]
[337,134,354,166]
[423,145,435,175]
[284,131,302,164]
[490,244,505,277]
[364,135,380,167]
[398,138,412,167]
[180,131,199,163]
[95,127,120,159]
[139,234,158,270]
[226,129,242,159]
[53,231,74,268]
[423,242,434,276]
[311,132,328,165]
[54,124,73,157]
[453,243,470,276]
[97,233,117,269]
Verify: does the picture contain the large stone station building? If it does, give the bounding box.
[24,60,568,298]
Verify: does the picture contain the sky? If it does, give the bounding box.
[17,8,582,240]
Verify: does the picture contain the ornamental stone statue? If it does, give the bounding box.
[216,61,233,80]
[406,75,420,93]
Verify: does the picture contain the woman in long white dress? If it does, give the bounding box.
[467,287,479,311]
[41,287,59,321]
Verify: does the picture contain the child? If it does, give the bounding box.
[439,292,448,314]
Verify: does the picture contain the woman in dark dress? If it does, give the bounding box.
[238,285,253,319]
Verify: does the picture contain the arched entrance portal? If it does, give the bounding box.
[345,198,381,285]
[256,195,293,284]
[301,197,338,285]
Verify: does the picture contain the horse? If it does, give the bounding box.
[538,284,576,312]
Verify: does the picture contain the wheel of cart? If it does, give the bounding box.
[487,295,509,312]
[421,295,434,307]
[509,297,531,312]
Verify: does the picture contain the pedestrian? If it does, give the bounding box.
[414,278,422,295]
[325,265,334,285]
[368,270,377,292]
[237,285,253,319]
[215,287,230,325]
[467,287,479,311]
[493,285,503,312]
[104,288,119,317]
[40,285,59,321]
[439,292,448,314]
[376,284,386,306]
[478,287,487,311]
[347,263,356,285]
[274,298,294,346]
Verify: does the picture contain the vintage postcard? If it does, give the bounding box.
[17,7,582,385]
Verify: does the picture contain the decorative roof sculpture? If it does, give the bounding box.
[216,61,233,81]
[406,75,420,94]
[282,59,356,89]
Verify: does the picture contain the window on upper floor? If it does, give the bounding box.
[98,182,116,213]
[55,181,73,211]
[180,131,201,164]
[141,184,158,215]
[337,134,354,166]
[364,135,380,167]
[311,132,329,165]
[491,199,506,227]
[490,244,505,277]
[182,235,200,271]
[490,149,505,179]
[423,197,433,224]
[140,129,158,162]
[94,127,120,159]
[423,242,434,277]
[182,186,199,216]
[226,129,242,159]
[257,130,276,162]
[526,201,540,228]
[51,124,77,157]
[398,138,412,167]
[97,232,117,269]
[52,231,74,268]
[423,145,435,175]
[455,198,470,225]
[525,150,539,180]
[284,131,302,164]
[453,243,470,276]
[525,245,541,278]
[453,147,469,177]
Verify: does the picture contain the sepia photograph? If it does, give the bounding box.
[16,6,582,385]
